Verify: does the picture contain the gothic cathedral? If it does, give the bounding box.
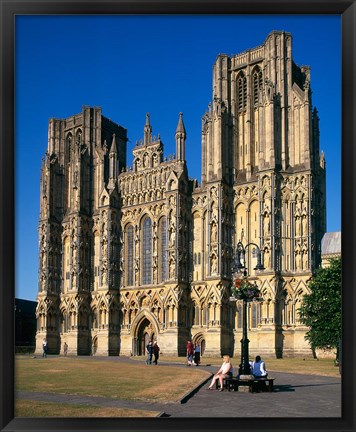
[36,31,326,358]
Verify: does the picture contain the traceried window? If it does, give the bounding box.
[250,302,261,328]
[63,236,70,293]
[160,217,168,282]
[66,134,72,162]
[127,225,134,286]
[237,72,247,112]
[253,67,263,106]
[142,217,152,285]
[76,129,82,144]
[93,232,100,290]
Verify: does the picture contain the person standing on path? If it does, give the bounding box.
[194,343,201,366]
[146,341,154,365]
[153,341,160,365]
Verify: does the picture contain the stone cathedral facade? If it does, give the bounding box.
[35,31,326,358]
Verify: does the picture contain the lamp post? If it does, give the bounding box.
[231,241,264,377]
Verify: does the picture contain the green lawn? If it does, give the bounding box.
[15,356,210,403]
[16,399,161,417]
[137,355,340,377]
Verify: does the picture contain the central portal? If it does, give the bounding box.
[136,317,155,356]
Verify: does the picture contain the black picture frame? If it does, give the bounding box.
[1,1,355,431]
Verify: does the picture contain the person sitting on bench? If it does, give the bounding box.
[250,355,268,378]
[207,355,233,391]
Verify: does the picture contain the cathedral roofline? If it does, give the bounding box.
[216,30,293,64]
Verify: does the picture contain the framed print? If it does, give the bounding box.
[1,1,355,431]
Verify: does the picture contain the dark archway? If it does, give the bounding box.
[92,336,98,355]
[136,317,153,356]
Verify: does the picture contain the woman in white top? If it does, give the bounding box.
[207,355,233,391]
[251,355,268,377]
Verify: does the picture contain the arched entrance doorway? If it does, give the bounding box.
[193,333,206,356]
[136,317,155,356]
[92,336,98,356]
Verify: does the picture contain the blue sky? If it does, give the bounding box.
[15,15,341,301]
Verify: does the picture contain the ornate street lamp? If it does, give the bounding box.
[230,241,264,377]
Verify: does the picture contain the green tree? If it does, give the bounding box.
[299,257,341,358]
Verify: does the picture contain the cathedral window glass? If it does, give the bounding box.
[253,68,263,106]
[127,225,134,286]
[142,217,152,285]
[76,129,82,145]
[63,237,70,293]
[93,232,100,289]
[160,217,168,282]
[250,303,260,328]
[66,134,72,162]
[237,73,247,112]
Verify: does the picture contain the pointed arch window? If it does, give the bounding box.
[127,225,134,286]
[253,68,263,106]
[142,217,152,285]
[93,232,100,289]
[63,236,70,293]
[250,302,261,328]
[76,129,82,145]
[66,134,73,162]
[237,72,247,112]
[160,217,168,282]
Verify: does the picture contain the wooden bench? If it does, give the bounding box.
[223,376,275,393]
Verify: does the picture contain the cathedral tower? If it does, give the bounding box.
[36,106,127,355]
[197,31,326,356]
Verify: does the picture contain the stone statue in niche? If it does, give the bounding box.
[211,255,217,274]
[211,222,217,243]
[295,216,301,236]
[295,251,301,270]
[303,250,308,270]
[263,213,270,236]
[102,236,107,258]
[143,153,149,168]
[264,249,270,268]
[169,260,175,279]
[169,224,176,246]
[302,216,307,236]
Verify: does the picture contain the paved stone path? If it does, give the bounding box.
[17,356,341,418]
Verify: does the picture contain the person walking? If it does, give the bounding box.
[63,342,68,356]
[42,338,48,358]
[186,340,194,366]
[153,341,160,365]
[146,341,154,365]
[194,343,201,366]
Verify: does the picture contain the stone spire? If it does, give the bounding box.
[175,112,186,161]
[144,113,152,146]
[108,133,118,189]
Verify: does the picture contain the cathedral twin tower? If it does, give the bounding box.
[36,31,326,358]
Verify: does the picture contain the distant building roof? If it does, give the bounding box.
[321,231,341,256]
